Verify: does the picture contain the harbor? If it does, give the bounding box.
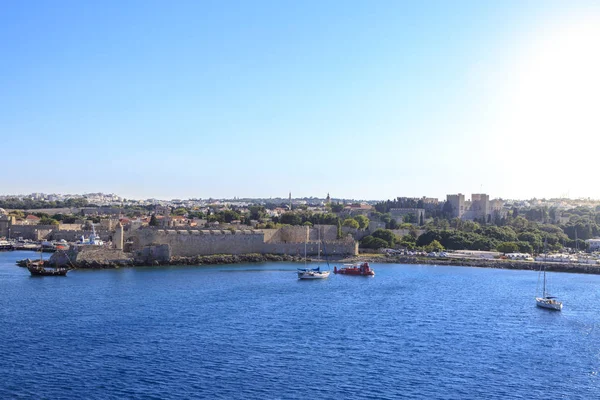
[1,249,598,399]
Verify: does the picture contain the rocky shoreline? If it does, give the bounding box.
[338,255,600,275]
[52,253,305,269]
[25,249,600,275]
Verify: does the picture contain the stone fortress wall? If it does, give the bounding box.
[126,225,357,257]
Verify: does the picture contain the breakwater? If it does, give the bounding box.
[45,245,600,274]
[49,250,304,269]
[341,255,600,275]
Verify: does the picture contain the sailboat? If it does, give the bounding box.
[535,239,562,310]
[297,226,330,280]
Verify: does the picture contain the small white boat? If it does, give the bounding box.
[298,226,330,280]
[298,269,330,279]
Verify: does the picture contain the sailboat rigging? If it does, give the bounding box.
[535,238,562,310]
[297,226,330,280]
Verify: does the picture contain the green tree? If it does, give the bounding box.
[342,218,359,229]
[248,205,266,221]
[221,209,241,223]
[360,235,388,249]
[354,215,369,230]
[330,203,344,212]
[280,212,302,225]
[387,218,399,229]
[149,214,159,227]
[497,242,519,254]
[172,207,187,216]
[516,241,534,254]
[425,240,444,253]
[337,220,343,239]
[39,217,59,226]
[372,229,396,247]
[517,231,542,249]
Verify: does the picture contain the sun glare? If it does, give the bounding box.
[480,11,600,197]
[507,13,600,144]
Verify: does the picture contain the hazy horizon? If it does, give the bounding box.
[3,190,600,204]
[2,1,599,200]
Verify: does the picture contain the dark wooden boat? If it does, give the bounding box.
[27,262,69,276]
[26,254,69,277]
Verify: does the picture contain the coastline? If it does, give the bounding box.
[53,253,305,269]
[21,249,600,274]
[337,255,600,275]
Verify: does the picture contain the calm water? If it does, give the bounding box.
[1,251,599,399]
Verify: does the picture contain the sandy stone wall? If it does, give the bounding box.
[129,228,266,257]
[50,246,131,267]
[9,224,57,240]
[128,226,358,257]
[265,225,338,243]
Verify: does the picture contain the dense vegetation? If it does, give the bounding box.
[6,195,600,255]
[0,197,90,210]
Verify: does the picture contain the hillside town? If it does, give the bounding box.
[2,191,600,271]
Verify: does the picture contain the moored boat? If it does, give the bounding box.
[26,252,69,276]
[27,263,69,277]
[298,267,330,279]
[535,296,562,311]
[333,262,375,276]
[535,240,562,311]
[298,227,330,280]
[0,240,14,251]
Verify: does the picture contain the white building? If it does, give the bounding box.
[586,238,600,252]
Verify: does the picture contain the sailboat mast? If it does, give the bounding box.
[317,227,321,262]
[543,268,546,297]
[304,226,308,268]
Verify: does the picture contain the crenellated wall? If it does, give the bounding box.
[127,226,358,257]
[129,228,266,257]
[8,224,57,240]
[265,225,338,243]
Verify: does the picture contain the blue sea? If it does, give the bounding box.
[1,251,599,399]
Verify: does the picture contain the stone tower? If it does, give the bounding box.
[114,222,124,250]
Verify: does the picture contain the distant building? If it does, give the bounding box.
[154,205,170,217]
[446,193,505,222]
[390,208,425,225]
[586,239,600,252]
[446,194,466,218]
[24,214,41,225]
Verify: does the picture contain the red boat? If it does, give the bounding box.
[333,262,375,276]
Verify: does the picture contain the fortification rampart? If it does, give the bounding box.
[265,225,338,243]
[128,226,358,257]
[9,224,57,240]
[129,228,265,257]
[50,246,131,267]
[50,228,112,242]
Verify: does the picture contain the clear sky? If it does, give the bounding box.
[2,1,599,201]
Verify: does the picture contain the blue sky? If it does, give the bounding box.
[2,1,599,200]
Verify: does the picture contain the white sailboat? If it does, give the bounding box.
[298,226,330,280]
[535,243,562,310]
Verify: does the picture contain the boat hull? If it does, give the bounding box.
[298,271,330,279]
[334,269,375,276]
[536,297,562,311]
[27,265,69,277]
[333,263,375,276]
